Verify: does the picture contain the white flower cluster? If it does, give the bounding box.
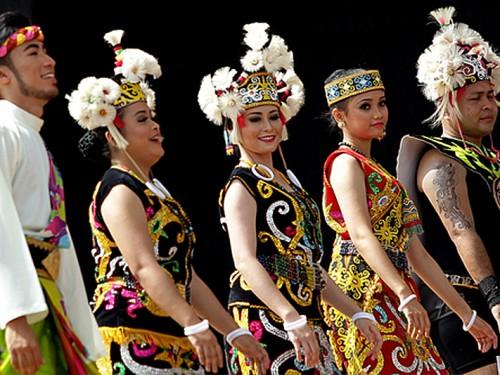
[66,77,121,130]
[198,22,305,127]
[417,7,500,101]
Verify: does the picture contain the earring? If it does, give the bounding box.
[377,129,387,141]
[337,121,345,128]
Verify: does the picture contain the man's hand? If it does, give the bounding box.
[5,316,43,375]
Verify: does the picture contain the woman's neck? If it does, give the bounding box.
[239,149,274,168]
[111,153,151,182]
[341,135,372,158]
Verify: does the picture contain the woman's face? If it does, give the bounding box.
[455,80,498,138]
[339,89,388,141]
[238,105,283,156]
[120,101,164,166]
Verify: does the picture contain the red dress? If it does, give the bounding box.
[321,148,448,375]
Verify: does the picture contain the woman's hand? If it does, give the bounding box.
[354,318,382,360]
[464,313,498,353]
[187,329,224,373]
[287,324,320,368]
[231,335,270,374]
[400,299,431,340]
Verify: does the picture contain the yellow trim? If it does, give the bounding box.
[99,326,193,351]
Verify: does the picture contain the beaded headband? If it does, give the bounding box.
[324,70,384,106]
[0,25,44,58]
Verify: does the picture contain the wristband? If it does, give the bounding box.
[398,294,417,312]
[184,319,209,336]
[478,275,500,310]
[462,310,477,332]
[352,312,377,324]
[226,328,252,346]
[283,315,307,331]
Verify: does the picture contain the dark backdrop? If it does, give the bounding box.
[2,0,498,360]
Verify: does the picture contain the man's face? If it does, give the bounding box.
[456,80,498,138]
[6,40,58,102]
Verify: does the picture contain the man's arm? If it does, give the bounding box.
[417,149,500,329]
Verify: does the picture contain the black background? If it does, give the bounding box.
[2,0,499,361]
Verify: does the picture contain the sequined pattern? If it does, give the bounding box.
[321,149,448,374]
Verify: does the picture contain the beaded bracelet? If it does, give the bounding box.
[352,312,377,324]
[462,310,477,332]
[283,315,307,331]
[398,294,417,312]
[184,319,209,336]
[226,328,253,346]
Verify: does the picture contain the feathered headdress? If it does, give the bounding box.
[197,22,304,153]
[66,30,161,149]
[417,7,500,125]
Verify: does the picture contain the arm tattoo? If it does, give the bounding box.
[433,163,471,230]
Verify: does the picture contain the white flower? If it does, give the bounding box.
[219,91,243,120]
[120,48,162,82]
[243,23,269,51]
[198,75,223,125]
[241,50,263,72]
[89,103,116,130]
[77,76,99,93]
[140,82,156,112]
[263,35,292,72]
[104,30,124,47]
[97,78,121,103]
[66,92,85,121]
[212,67,237,91]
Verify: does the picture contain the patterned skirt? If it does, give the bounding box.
[226,306,343,375]
[323,254,448,375]
[96,327,205,375]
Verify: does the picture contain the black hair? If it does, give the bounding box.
[78,128,110,162]
[323,68,367,131]
[0,11,30,67]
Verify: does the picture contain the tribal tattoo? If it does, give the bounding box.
[433,163,472,230]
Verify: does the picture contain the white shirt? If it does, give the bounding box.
[0,100,104,359]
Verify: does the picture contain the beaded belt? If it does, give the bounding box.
[445,273,477,289]
[338,240,409,272]
[257,254,326,291]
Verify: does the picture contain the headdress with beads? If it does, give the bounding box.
[324,69,384,107]
[0,25,44,58]
[417,6,500,126]
[66,30,161,150]
[197,22,304,155]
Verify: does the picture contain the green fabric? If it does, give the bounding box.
[0,315,67,374]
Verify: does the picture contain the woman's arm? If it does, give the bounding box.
[408,235,497,352]
[101,185,222,372]
[330,154,429,339]
[223,179,319,367]
[190,270,270,373]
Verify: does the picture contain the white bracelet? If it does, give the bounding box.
[226,327,252,346]
[184,319,209,336]
[352,312,377,324]
[283,315,307,331]
[462,310,477,332]
[398,294,417,312]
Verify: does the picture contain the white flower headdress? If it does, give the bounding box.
[66,30,162,149]
[198,22,304,152]
[417,7,500,126]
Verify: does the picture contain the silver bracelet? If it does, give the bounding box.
[462,310,477,332]
[184,319,209,336]
[398,294,417,312]
[226,327,252,346]
[283,315,307,331]
[352,312,376,324]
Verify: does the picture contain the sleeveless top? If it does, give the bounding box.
[90,167,196,348]
[219,166,326,321]
[323,148,423,273]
